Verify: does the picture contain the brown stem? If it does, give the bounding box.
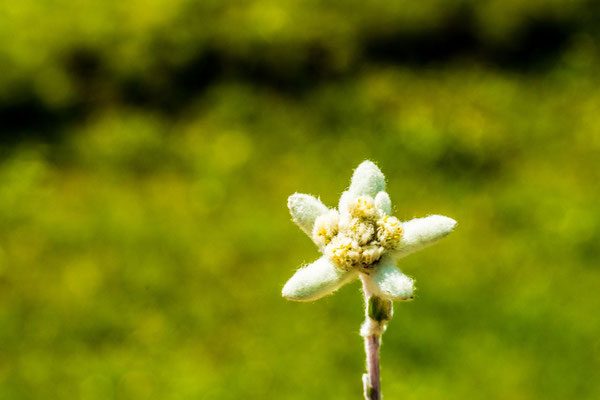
[360,275,391,400]
[363,334,381,400]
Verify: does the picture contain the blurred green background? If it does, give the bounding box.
[1,1,600,399]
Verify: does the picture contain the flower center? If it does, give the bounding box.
[312,196,403,272]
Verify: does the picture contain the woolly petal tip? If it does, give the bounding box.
[395,215,457,258]
[349,161,386,197]
[374,191,392,215]
[288,193,329,237]
[338,190,352,215]
[282,256,357,302]
[364,257,414,301]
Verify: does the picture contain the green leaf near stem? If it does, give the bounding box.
[368,296,393,323]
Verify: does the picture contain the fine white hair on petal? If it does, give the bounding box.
[376,215,402,249]
[338,190,353,216]
[361,244,385,266]
[374,191,392,215]
[341,217,375,245]
[394,215,457,258]
[364,256,414,301]
[282,256,358,302]
[347,196,378,220]
[349,161,386,197]
[325,236,361,269]
[312,209,340,248]
[288,193,329,238]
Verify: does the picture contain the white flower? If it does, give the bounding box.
[282,161,457,302]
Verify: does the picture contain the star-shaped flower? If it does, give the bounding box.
[282,161,457,302]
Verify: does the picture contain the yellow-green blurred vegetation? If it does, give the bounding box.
[1,0,600,399]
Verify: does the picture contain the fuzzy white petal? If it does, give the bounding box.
[288,193,329,238]
[349,161,386,197]
[364,257,414,301]
[282,256,358,302]
[338,190,353,216]
[374,191,392,215]
[394,215,457,258]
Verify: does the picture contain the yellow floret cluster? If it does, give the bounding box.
[312,195,403,272]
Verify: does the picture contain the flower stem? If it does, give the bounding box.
[363,334,381,400]
[360,276,393,400]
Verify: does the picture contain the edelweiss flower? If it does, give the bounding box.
[282,161,457,302]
